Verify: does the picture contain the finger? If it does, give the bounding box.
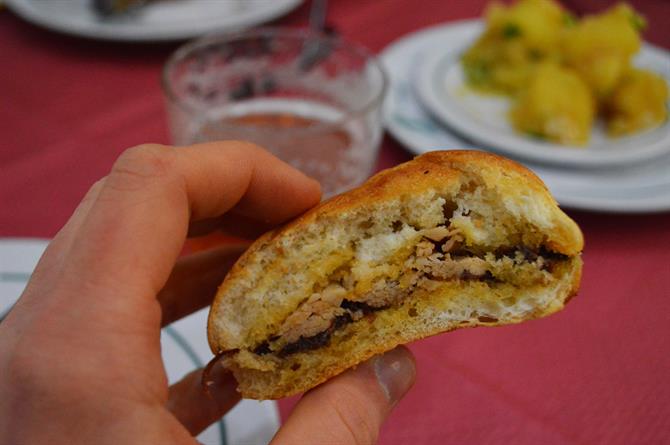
[46,142,321,311]
[188,213,279,240]
[158,244,248,327]
[271,346,416,445]
[6,179,106,330]
[166,365,240,436]
[24,179,105,290]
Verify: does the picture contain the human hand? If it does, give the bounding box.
[0,142,416,445]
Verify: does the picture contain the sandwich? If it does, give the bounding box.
[207,150,584,400]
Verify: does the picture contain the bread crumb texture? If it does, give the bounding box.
[207,150,584,399]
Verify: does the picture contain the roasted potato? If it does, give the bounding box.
[462,0,568,94]
[510,63,595,145]
[462,0,664,144]
[603,68,669,136]
[562,3,644,98]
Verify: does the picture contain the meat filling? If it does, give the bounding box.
[255,303,382,357]
[253,227,570,357]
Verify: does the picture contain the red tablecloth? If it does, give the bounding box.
[2,1,670,444]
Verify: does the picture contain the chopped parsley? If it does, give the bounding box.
[502,23,522,39]
[526,130,547,140]
[465,62,490,85]
[629,13,646,32]
[562,13,577,27]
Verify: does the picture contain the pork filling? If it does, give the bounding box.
[253,227,569,357]
[254,301,383,357]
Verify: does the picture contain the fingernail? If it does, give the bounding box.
[202,360,237,399]
[373,346,416,406]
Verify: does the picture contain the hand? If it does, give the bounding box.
[0,142,416,445]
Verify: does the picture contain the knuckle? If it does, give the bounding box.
[225,140,269,159]
[89,178,106,192]
[108,144,178,191]
[81,178,105,202]
[228,140,264,152]
[325,387,379,445]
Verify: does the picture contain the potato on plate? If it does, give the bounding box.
[462,0,568,94]
[562,3,644,98]
[603,68,669,136]
[510,63,595,145]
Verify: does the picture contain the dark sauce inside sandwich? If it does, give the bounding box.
[251,225,571,358]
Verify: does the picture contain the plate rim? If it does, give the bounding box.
[5,0,304,42]
[379,21,670,214]
[413,23,670,169]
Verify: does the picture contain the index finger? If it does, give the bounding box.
[59,142,321,307]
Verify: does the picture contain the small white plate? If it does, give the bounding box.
[6,0,303,42]
[380,20,670,213]
[413,20,670,169]
[0,238,280,445]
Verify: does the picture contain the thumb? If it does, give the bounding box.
[271,346,416,445]
[166,364,240,436]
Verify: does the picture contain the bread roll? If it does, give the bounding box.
[207,150,583,400]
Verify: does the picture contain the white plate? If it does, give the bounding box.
[0,238,280,445]
[6,0,303,42]
[380,20,670,213]
[413,20,670,169]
